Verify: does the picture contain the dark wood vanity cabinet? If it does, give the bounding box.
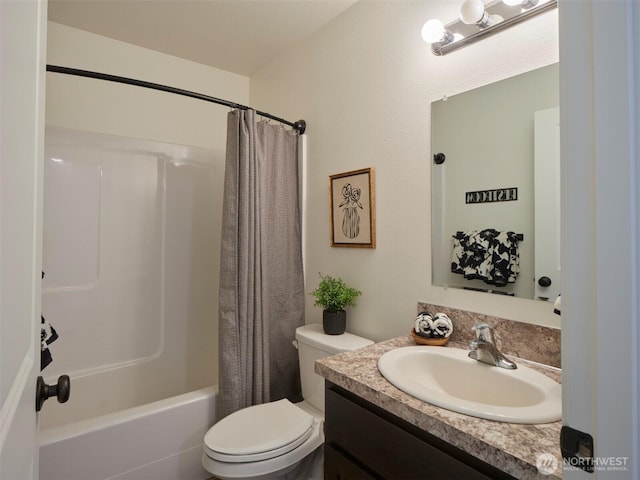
[324,382,516,480]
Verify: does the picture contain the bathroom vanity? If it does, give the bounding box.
[316,335,562,480]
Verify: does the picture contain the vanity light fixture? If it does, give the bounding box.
[459,0,501,29]
[503,0,539,7]
[422,0,557,56]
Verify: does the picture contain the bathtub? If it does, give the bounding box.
[39,128,223,479]
[39,386,217,480]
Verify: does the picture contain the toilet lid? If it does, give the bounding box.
[204,399,315,463]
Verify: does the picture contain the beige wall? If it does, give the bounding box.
[46,22,249,148]
[250,1,560,342]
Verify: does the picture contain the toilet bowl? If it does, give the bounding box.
[202,399,323,480]
[202,324,373,480]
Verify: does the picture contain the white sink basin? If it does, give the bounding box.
[378,346,561,424]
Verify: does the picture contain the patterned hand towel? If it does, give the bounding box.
[451,229,520,287]
[41,271,59,370]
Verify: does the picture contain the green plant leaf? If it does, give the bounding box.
[310,273,362,312]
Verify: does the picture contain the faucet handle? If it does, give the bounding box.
[472,322,494,342]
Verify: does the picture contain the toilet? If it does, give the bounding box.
[202,323,373,480]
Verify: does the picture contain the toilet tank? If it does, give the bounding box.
[295,324,373,412]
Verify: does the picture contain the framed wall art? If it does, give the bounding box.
[329,167,376,248]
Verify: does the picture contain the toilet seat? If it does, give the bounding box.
[204,399,315,463]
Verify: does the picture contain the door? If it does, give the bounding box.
[0,1,47,479]
[533,107,561,301]
[560,0,639,478]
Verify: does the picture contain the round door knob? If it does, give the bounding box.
[36,375,70,412]
[538,276,552,287]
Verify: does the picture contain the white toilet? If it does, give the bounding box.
[202,323,373,480]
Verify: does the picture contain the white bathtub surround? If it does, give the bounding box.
[41,128,222,429]
[39,387,217,480]
[39,128,222,478]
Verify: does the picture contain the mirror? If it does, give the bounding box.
[431,63,560,301]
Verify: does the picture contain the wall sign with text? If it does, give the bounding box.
[465,187,518,204]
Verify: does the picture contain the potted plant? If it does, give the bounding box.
[310,273,361,335]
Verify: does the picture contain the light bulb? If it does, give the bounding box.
[421,19,447,43]
[460,0,486,24]
[460,0,501,28]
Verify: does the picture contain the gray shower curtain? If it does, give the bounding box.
[217,109,305,420]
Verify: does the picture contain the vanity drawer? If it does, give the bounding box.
[324,444,377,480]
[325,383,514,480]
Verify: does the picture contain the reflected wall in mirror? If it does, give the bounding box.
[431,63,560,301]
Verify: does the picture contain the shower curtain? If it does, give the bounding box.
[217,109,305,419]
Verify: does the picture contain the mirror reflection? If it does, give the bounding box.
[431,63,560,301]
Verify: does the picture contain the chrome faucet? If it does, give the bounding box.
[468,322,517,369]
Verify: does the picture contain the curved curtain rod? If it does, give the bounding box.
[46,64,307,134]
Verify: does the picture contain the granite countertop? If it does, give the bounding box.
[316,335,563,480]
